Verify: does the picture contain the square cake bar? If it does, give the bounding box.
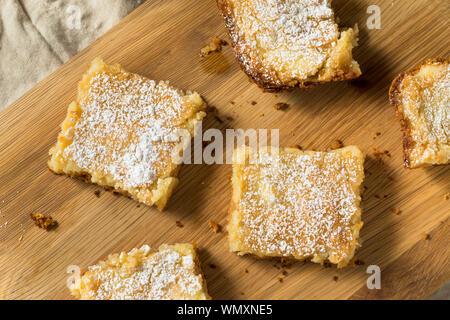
[70,243,210,300]
[48,58,206,210]
[390,58,449,168]
[228,146,365,268]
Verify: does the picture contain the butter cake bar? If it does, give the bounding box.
[389,58,449,168]
[48,58,206,210]
[70,243,210,300]
[217,0,361,91]
[228,146,365,268]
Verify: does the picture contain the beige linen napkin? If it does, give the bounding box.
[0,0,144,110]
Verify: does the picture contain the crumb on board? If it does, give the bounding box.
[423,233,431,240]
[280,258,293,269]
[250,101,257,105]
[94,190,101,198]
[226,116,234,121]
[243,268,249,274]
[214,115,224,123]
[277,276,284,283]
[373,132,382,140]
[230,101,235,105]
[330,139,344,150]
[371,147,391,161]
[333,276,339,282]
[392,207,401,215]
[260,113,264,117]
[354,259,365,266]
[209,263,217,269]
[30,213,56,231]
[444,193,450,201]
[209,220,222,233]
[200,36,228,57]
[274,102,289,110]
[240,291,245,295]
[175,221,184,228]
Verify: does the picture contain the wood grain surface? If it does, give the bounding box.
[0,0,448,300]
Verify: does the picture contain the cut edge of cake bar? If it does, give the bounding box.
[228,145,365,268]
[70,243,211,300]
[389,57,449,168]
[48,57,207,210]
[217,0,362,92]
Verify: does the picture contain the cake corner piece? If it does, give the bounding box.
[70,243,211,300]
[217,0,361,91]
[389,57,449,168]
[48,57,207,210]
[228,145,365,268]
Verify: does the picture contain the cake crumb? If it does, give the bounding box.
[354,259,365,266]
[94,190,101,198]
[30,213,57,231]
[330,139,344,150]
[277,276,284,283]
[243,268,249,274]
[423,233,431,240]
[207,106,217,113]
[209,263,217,269]
[392,207,401,215]
[274,102,289,110]
[200,36,228,57]
[19,235,24,241]
[333,275,339,282]
[175,221,184,228]
[209,220,222,233]
[444,193,449,200]
[260,113,264,117]
[214,115,224,123]
[373,132,382,140]
[371,147,391,161]
[250,101,257,105]
[280,258,293,269]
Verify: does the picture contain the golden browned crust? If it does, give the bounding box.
[216,0,361,92]
[389,57,449,168]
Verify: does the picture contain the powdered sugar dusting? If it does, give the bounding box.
[80,246,206,300]
[225,0,339,82]
[63,71,194,188]
[236,150,363,263]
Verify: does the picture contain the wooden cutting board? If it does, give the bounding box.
[0,0,448,300]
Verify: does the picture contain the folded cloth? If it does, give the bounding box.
[0,0,144,110]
